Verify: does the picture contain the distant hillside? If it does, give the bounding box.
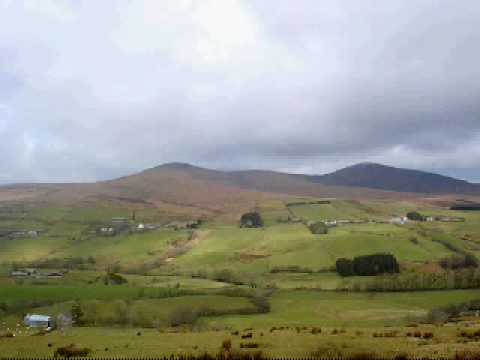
[0,163,411,215]
[311,163,480,195]
[146,163,412,199]
[2,162,477,215]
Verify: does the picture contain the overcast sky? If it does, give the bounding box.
[1,0,480,183]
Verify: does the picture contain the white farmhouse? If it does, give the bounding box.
[389,216,408,225]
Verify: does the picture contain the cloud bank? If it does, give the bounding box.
[1,0,480,182]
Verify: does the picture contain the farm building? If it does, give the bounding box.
[24,314,54,329]
[389,216,408,225]
[10,270,30,277]
[99,227,115,234]
[9,230,41,238]
[10,268,37,277]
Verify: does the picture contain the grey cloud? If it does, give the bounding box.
[0,0,479,183]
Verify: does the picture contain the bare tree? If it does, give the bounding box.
[56,313,72,335]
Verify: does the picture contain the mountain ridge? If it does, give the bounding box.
[0,162,478,211]
[137,161,480,195]
[310,162,480,195]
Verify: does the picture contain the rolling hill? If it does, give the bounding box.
[0,162,478,217]
[0,163,406,211]
[310,162,480,195]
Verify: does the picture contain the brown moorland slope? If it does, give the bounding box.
[0,162,459,216]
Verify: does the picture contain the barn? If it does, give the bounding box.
[24,314,54,329]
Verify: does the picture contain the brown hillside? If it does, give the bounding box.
[0,163,423,216]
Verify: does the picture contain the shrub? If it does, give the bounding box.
[250,296,270,314]
[309,221,328,235]
[240,342,259,349]
[311,327,322,334]
[423,332,434,339]
[71,302,85,326]
[409,237,419,245]
[168,306,198,327]
[54,344,91,358]
[240,212,263,228]
[336,258,355,277]
[221,339,232,352]
[426,309,449,324]
[213,269,240,284]
[459,329,480,339]
[104,272,128,285]
[406,211,425,221]
[383,330,399,338]
[439,254,479,270]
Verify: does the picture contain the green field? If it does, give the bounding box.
[2,198,480,357]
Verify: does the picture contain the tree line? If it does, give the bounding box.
[337,268,480,292]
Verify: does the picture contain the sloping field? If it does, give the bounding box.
[166,222,454,277]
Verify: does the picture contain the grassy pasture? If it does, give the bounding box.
[166,222,455,277]
[3,312,480,357]
[0,284,192,304]
[2,199,480,357]
[205,289,480,329]
[2,324,480,358]
[2,199,478,272]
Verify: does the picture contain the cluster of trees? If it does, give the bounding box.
[439,254,479,270]
[450,204,480,211]
[103,272,128,285]
[240,212,263,228]
[308,221,328,235]
[336,254,399,277]
[406,211,426,221]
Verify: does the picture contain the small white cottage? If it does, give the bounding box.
[24,314,54,329]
